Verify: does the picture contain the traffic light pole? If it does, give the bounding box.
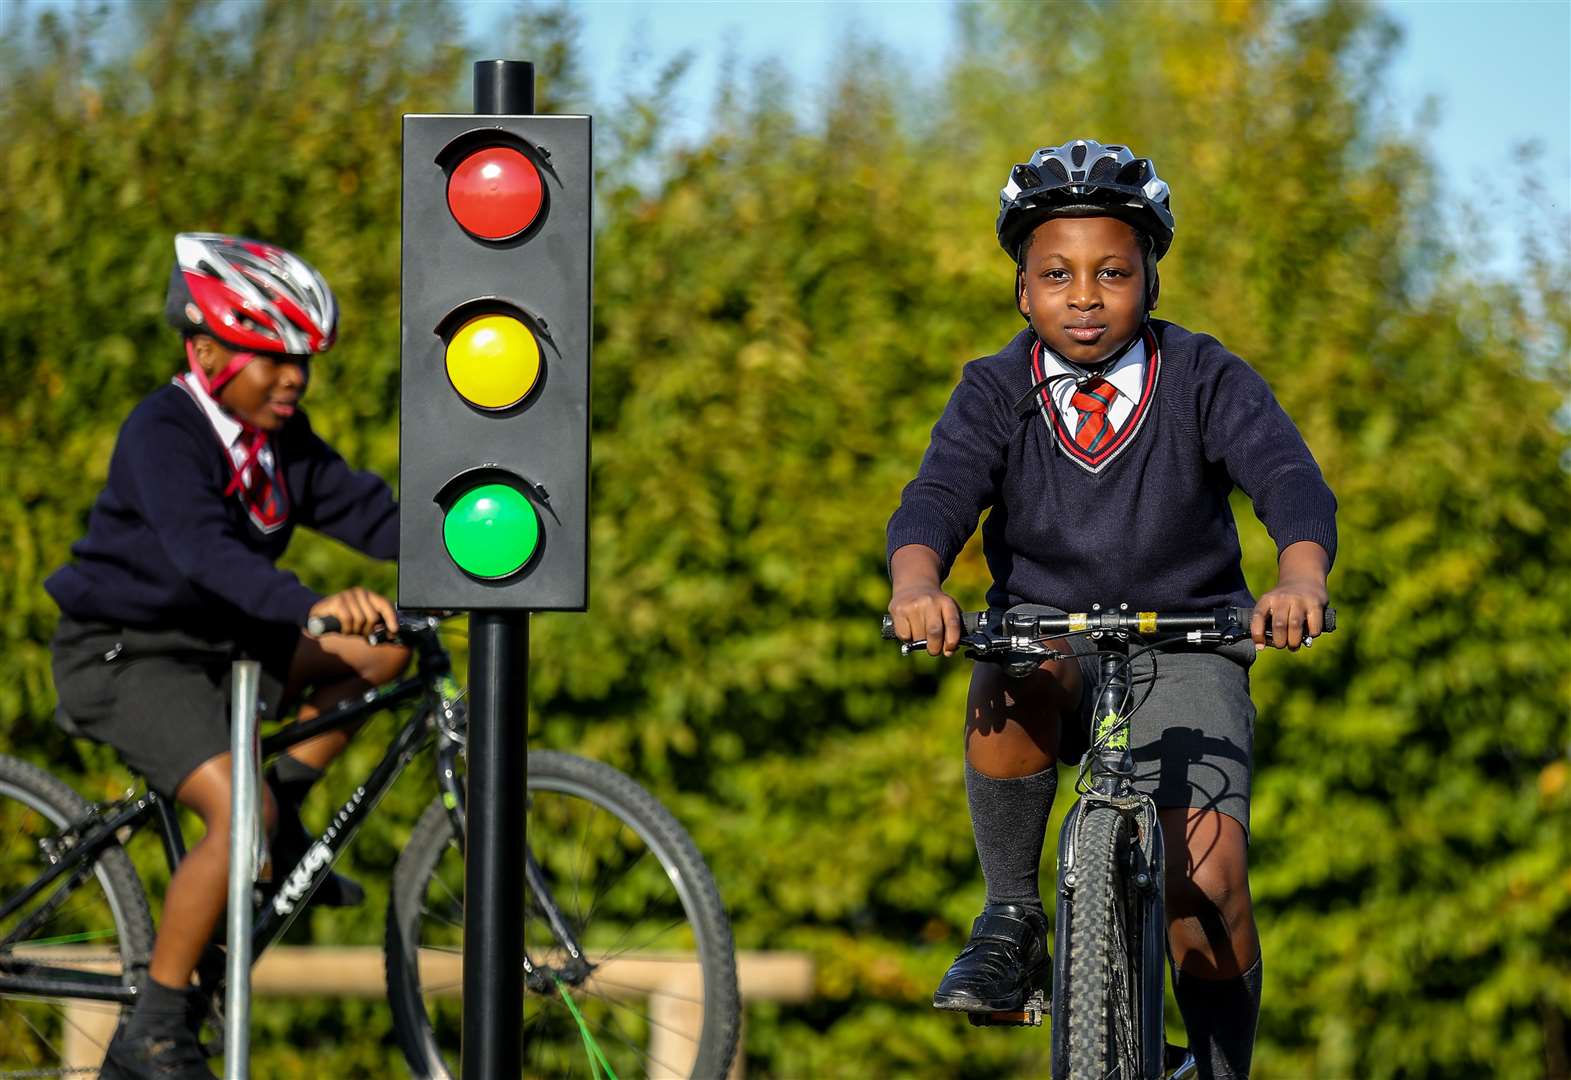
[462,59,534,1080]
[464,611,528,1079]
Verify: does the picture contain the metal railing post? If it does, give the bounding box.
[225,659,263,1080]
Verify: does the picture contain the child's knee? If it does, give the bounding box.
[1166,852,1249,922]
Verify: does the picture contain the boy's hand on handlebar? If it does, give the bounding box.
[889,585,964,657]
[308,587,398,638]
[1251,578,1329,651]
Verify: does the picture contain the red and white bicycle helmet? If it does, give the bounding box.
[164,233,338,359]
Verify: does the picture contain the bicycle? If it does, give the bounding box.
[885,602,1335,1080]
[0,612,740,1079]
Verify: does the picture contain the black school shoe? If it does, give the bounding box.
[100,1025,216,1079]
[932,902,1050,1012]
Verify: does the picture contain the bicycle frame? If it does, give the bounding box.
[0,663,467,1007]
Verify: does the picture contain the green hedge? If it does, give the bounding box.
[2,2,1567,1075]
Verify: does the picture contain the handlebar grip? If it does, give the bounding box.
[1235,606,1336,634]
[881,611,990,642]
[306,614,342,637]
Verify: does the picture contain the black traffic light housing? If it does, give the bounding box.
[398,103,591,610]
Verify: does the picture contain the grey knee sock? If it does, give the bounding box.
[1173,954,1263,1079]
[965,761,1057,908]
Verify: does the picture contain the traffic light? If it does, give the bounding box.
[398,109,591,610]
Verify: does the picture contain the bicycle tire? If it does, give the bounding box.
[1063,804,1143,1080]
[0,754,155,1075]
[385,749,741,1079]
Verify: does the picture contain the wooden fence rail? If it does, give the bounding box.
[29,946,812,1079]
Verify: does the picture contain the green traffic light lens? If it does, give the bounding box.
[442,482,540,579]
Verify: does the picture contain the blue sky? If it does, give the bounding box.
[467,0,1569,275]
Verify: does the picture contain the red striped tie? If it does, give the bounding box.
[1071,377,1117,452]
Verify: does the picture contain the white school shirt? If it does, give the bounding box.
[1039,336,1148,433]
[175,372,278,490]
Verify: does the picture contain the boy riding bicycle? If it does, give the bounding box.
[886,142,1336,1078]
[45,233,409,1079]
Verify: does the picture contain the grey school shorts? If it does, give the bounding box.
[50,615,299,799]
[1004,604,1258,838]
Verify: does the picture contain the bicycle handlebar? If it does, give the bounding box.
[306,614,341,637]
[881,605,1336,643]
[307,611,452,646]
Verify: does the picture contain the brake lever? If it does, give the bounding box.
[900,631,995,657]
[1212,625,1314,648]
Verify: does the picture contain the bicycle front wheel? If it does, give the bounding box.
[386,749,741,1079]
[0,754,154,1075]
[1062,804,1144,1080]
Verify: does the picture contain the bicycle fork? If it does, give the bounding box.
[1050,650,1170,1079]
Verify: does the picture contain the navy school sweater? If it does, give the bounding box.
[46,382,399,631]
[886,320,1337,613]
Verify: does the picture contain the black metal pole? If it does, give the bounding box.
[463,611,527,1079]
[474,58,535,115]
[462,58,534,1080]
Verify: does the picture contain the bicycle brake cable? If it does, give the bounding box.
[554,975,620,1080]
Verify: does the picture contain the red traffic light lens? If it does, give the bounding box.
[446,146,543,241]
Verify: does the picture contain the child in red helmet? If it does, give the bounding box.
[887,142,1336,1078]
[47,233,407,1078]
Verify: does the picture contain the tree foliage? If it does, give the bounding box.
[2,1,1567,1076]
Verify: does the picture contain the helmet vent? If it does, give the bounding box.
[1088,157,1120,184]
[1070,143,1087,167]
[1012,164,1042,191]
[1042,158,1071,183]
[1116,159,1148,185]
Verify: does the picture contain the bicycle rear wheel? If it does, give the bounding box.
[1062,804,1143,1080]
[0,754,154,1075]
[386,749,741,1079]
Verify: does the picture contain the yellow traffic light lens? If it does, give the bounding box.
[445,314,541,410]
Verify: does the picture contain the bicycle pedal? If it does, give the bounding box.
[1164,1042,1197,1078]
[966,989,1046,1027]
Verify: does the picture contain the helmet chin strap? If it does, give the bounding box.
[185,337,259,398]
[184,338,270,496]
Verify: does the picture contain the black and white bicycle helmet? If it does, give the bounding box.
[996,140,1174,267]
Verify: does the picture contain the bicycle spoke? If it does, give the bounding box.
[582,973,710,1009]
[553,984,696,1076]
[419,895,464,933]
[573,845,654,939]
[528,994,658,1077]
[568,797,594,926]
[585,916,691,969]
[9,1000,66,1067]
[398,753,739,1079]
[2,867,100,952]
